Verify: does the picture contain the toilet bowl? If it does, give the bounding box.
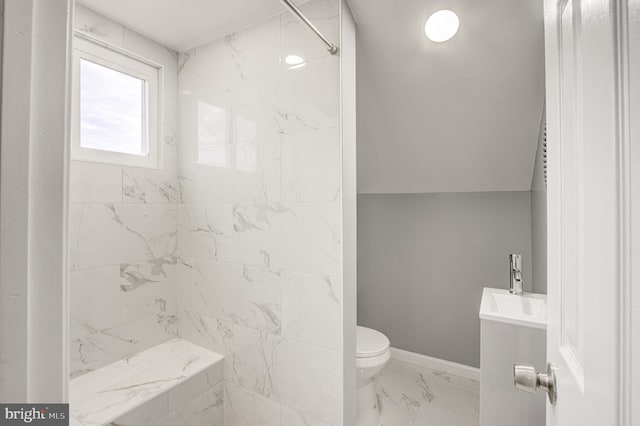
[356,326,391,426]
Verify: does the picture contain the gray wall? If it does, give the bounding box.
[351,0,544,194]
[357,191,532,368]
[531,118,548,294]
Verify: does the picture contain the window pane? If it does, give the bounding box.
[80,59,145,155]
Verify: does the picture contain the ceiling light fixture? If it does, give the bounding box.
[424,10,460,43]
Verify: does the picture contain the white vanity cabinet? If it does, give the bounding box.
[479,287,547,426]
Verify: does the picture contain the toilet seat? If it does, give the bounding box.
[356,350,390,369]
[357,326,390,358]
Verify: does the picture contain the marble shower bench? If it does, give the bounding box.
[69,339,224,426]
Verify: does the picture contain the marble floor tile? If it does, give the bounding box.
[375,358,479,426]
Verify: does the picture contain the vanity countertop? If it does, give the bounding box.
[479,287,547,330]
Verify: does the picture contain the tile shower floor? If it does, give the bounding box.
[374,358,479,426]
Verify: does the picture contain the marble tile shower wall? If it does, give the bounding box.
[69,6,180,378]
[176,0,342,425]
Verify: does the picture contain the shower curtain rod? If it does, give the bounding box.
[279,0,339,55]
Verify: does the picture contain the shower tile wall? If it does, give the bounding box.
[176,0,342,424]
[69,5,179,377]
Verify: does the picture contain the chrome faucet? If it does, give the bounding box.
[509,254,523,295]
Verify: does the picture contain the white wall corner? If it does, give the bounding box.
[0,0,72,403]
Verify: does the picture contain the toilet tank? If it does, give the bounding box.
[479,288,547,426]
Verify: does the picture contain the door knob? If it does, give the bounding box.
[513,362,557,405]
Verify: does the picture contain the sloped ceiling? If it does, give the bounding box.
[78,0,308,52]
[349,0,545,193]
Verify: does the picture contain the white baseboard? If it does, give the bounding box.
[390,347,480,382]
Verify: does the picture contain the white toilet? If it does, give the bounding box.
[356,326,391,426]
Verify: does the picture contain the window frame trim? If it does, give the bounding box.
[71,31,164,169]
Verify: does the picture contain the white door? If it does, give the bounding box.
[544,0,638,424]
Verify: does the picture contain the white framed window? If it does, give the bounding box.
[71,32,163,169]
